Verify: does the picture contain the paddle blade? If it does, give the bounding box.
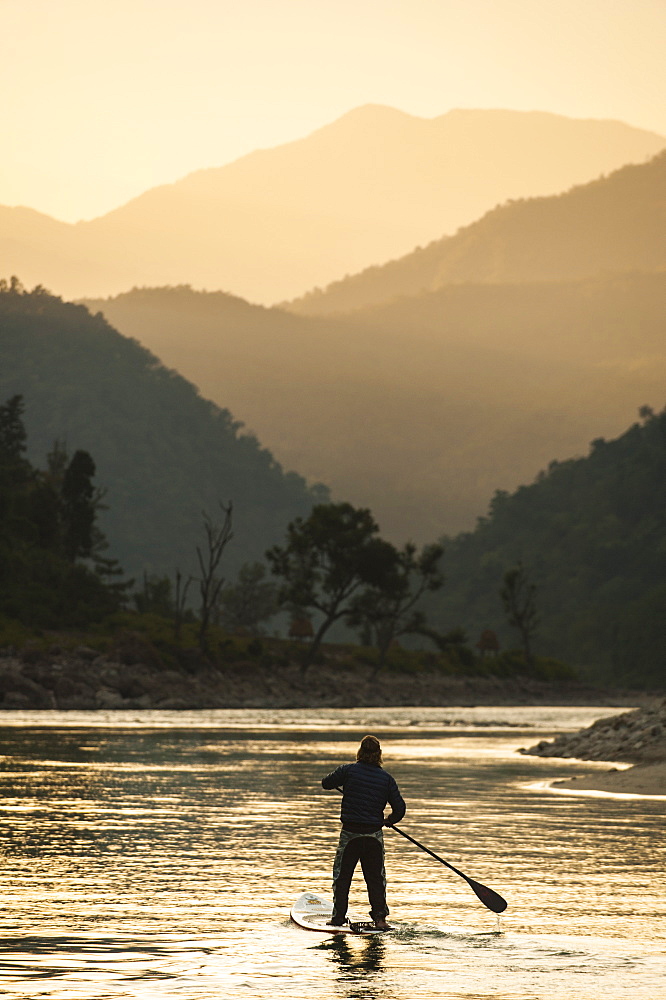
[468,877,508,914]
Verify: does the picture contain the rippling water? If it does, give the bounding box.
[0,707,664,999]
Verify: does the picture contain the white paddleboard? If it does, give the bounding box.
[290,891,387,934]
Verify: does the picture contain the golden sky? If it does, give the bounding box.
[3,0,664,222]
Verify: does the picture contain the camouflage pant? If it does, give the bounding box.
[331,828,388,922]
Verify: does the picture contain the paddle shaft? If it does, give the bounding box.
[390,823,467,878]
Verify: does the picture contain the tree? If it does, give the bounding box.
[196,501,233,652]
[61,450,97,562]
[500,562,539,669]
[217,561,279,634]
[0,394,29,479]
[266,502,395,673]
[348,542,445,675]
[0,395,32,536]
[0,394,129,627]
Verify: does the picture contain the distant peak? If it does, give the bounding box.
[338,103,417,119]
[321,104,421,130]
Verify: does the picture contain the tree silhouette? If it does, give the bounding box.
[349,542,444,675]
[61,450,97,562]
[266,502,395,674]
[0,393,129,626]
[500,562,538,669]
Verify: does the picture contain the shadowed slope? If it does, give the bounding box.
[0,284,328,579]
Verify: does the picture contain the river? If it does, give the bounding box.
[0,706,664,999]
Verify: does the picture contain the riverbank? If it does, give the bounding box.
[0,643,653,711]
[521,701,666,795]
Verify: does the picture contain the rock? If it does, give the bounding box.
[95,688,126,709]
[112,631,164,669]
[53,675,97,709]
[177,648,209,674]
[2,691,33,708]
[19,647,49,665]
[73,646,99,662]
[0,668,55,708]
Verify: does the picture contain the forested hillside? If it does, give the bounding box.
[0,280,328,580]
[288,152,666,315]
[426,408,666,688]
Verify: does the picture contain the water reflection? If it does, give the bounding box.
[323,935,393,1000]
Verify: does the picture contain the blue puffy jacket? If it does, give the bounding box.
[322,761,406,831]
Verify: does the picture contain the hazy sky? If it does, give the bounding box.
[3,0,665,222]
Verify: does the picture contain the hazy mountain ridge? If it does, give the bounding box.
[2,106,664,303]
[287,151,666,315]
[84,270,665,543]
[0,284,328,581]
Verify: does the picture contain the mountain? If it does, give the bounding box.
[287,151,666,314]
[2,107,664,304]
[83,271,665,544]
[422,408,666,688]
[0,281,328,581]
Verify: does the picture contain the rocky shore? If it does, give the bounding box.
[520,701,666,795]
[0,642,651,711]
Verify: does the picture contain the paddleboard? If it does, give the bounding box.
[290,891,387,934]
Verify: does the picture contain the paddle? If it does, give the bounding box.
[333,787,507,913]
[389,823,508,913]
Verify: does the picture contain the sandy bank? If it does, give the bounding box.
[553,762,666,796]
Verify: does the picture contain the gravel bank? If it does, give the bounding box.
[520,701,666,795]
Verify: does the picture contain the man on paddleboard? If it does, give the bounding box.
[322,734,405,931]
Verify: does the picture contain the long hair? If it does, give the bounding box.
[356,734,382,766]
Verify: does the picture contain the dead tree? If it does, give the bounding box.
[173,568,194,642]
[500,562,538,669]
[196,501,233,652]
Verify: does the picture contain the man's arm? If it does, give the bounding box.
[322,764,348,790]
[384,775,406,826]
